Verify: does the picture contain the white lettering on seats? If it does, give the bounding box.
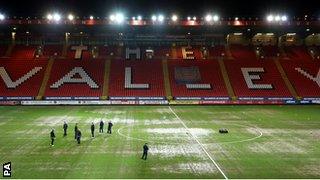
[71,46,88,59]
[182,47,195,60]
[0,67,42,88]
[241,67,273,89]
[186,84,211,89]
[126,48,141,60]
[124,67,149,89]
[295,67,320,87]
[50,67,99,88]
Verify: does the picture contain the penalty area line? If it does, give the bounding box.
[168,106,228,179]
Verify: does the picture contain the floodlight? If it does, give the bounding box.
[281,15,287,21]
[137,15,142,21]
[187,16,191,21]
[68,14,74,21]
[193,16,197,21]
[267,15,274,22]
[47,14,53,20]
[0,13,5,21]
[132,16,136,20]
[171,15,178,22]
[109,14,116,21]
[89,15,94,20]
[151,15,157,21]
[205,14,212,22]
[115,13,124,23]
[213,15,219,22]
[275,15,281,21]
[158,15,164,22]
[53,13,61,21]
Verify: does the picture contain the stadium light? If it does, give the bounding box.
[109,12,124,24]
[68,14,74,21]
[137,15,142,21]
[53,13,61,22]
[171,14,178,22]
[281,15,287,21]
[47,14,53,20]
[193,16,197,21]
[205,14,212,22]
[267,15,274,22]
[158,15,164,22]
[213,15,219,22]
[187,16,191,21]
[89,15,94,20]
[275,15,281,21]
[0,13,5,21]
[132,16,136,20]
[151,15,157,21]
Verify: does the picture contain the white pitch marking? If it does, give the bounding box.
[168,106,228,179]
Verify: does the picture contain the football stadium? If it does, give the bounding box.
[0,0,320,179]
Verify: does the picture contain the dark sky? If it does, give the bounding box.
[0,0,319,18]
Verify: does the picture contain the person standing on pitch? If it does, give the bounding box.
[63,121,68,137]
[99,120,104,133]
[91,122,95,138]
[141,143,149,160]
[76,129,82,144]
[74,123,78,140]
[107,121,113,134]
[50,129,56,146]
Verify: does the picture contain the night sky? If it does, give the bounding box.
[0,0,319,18]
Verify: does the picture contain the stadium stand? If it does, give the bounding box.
[224,59,292,98]
[0,59,47,99]
[229,45,257,60]
[108,60,166,98]
[10,45,37,59]
[284,45,313,61]
[43,59,104,99]
[281,60,320,98]
[168,60,229,98]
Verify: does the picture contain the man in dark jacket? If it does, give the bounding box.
[50,129,56,146]
[63,121,68,137]
[74,123,78,140]
[141,143,149,160]
[76,129,82,144]
[91,122,95,138]
[99,120,104,133]
[107,121,113,134]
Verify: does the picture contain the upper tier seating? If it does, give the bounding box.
[284,46,313,61]
[230,45,257,60]
[11,45,37,59]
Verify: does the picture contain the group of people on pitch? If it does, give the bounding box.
[50,120,149,160]
[50,120,113,146]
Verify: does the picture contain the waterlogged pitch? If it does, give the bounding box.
[0,105,319,178]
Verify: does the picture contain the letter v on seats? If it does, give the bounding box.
[0,67,42,88]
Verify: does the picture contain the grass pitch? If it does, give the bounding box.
[0,105,319,179]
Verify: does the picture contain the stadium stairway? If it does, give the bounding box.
[162,58,172,100]
[224,44,234,59]
[278,45,289,59]
[218,58,236,100]
[101,58,111,100]
[36,57,55,100]
[171,45,177,59]
[62,44,69,58]
[273,58,300,99]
